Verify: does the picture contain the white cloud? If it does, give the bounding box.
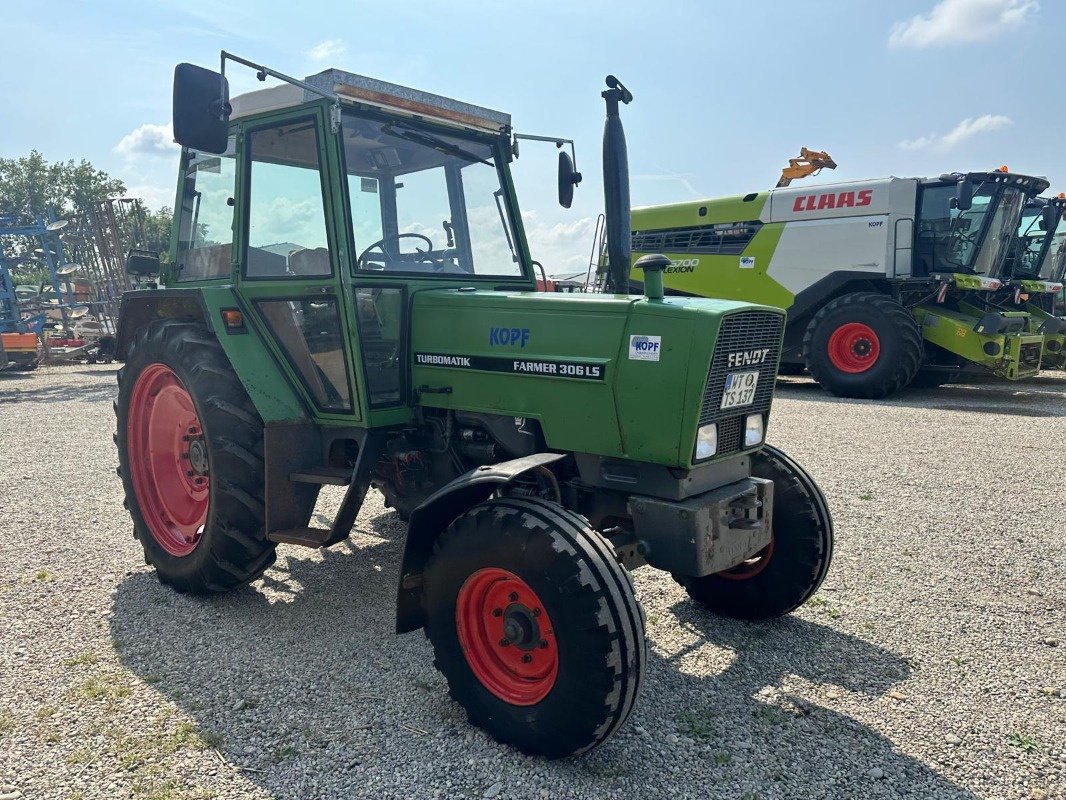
[125,183,175,212]
[634,172,703,198]
[899,114,1013,150]
[521,211,599,276]
[114,123,176,159]
[889,0,1038,48]
[307,39,346,63]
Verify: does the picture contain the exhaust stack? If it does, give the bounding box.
[601,75,633,294]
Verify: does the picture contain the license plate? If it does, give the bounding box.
[721,370,759,409]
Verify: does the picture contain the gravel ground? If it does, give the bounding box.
[1,364,1063,800]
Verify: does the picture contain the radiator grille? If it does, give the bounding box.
[699,310,785,457]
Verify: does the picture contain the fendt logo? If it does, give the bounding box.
[727,348,772,368]
[792,189,873,213]
[489,327,530,348]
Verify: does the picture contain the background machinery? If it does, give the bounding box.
[625,167,1049,397]
[113,54,834,758]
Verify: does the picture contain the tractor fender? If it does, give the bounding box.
[115,289,208,360]
[395,452,568,634]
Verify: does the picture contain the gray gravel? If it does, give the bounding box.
[1,364,1064,800]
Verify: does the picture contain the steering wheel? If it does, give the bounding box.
[357,233,434,270]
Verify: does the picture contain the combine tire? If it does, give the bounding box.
[115,319,277,594]
[673,444,833,620]
[803,292,921,399]
[423,497,645,758]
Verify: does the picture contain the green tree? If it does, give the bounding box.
[140,206,175,265]
[0,150,125,220]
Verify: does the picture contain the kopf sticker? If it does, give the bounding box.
[629,335,661,361]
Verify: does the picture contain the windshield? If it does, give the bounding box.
[916,183,1026,276]
[1010,207,1045,278]
[974,187,1024,277]
[339,110,524,277]
[1038,223,1066,282]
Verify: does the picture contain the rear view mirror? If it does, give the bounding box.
[1041,203,1059,232]
[126,249,161,276]
[558,151,582,209]
[173,63,231,154]
[953,178,974,212]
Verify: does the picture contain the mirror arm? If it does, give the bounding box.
[220,51,343,133]
[513,133,578,171]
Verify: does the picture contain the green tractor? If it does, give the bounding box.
[114,54,833,758]
[998,195,1066,368]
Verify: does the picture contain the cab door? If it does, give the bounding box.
[234,106,363,422]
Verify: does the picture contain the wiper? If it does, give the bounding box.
[493,189,518,263]
[384,122,491,166]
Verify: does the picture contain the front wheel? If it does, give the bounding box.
[673,444,833,619]
[423,497,646,758]
[803,292,922,399]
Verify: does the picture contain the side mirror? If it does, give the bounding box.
[1041,203,1059,232]
[953,178,974,212]
[173,63,231,155]
[558,151,582,209]
[126,249,161,276]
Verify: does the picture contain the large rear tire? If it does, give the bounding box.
[423,497,646,758]
[673,444,833,620]
[115,319,278,594]
[804,292,922,399]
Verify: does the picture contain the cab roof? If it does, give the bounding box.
[230,69,511,133]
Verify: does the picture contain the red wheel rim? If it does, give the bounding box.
[455,568,559,706]
[127,363,209,557]
[719,536,774,581]
[827,322,880,373]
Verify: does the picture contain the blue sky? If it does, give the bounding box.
[1,0,1059,272]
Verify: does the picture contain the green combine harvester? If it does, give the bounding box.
[113,55,833,757]
[625,168,1050,397]
[998,195,1066,368]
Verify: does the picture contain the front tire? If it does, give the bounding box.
[673,444,833,620]
[804,292,922,399]
[115,319,277,594]
[423,497,646,758]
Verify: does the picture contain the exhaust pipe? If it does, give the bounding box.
[601,75,633,294]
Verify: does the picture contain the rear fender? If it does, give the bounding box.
[395,452,567,634]
[117,287,308,423]
[115,289,207,360]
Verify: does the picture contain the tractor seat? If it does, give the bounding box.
[288,247,331,276]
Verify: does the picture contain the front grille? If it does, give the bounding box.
[1020,342,1042,370]
[699,310,785,457]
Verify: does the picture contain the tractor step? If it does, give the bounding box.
[266,527,332,547]
[289,467,353,486]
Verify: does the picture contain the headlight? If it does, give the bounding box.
[694,423,717,460]
[744,414,764,447]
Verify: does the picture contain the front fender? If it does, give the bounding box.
[395,452,567,634]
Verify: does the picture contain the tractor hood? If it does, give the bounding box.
[408,289,785,468]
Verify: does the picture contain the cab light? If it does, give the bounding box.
[221,309,244,328]
[998,165,1009,173]
[695,424,718,461]
[744,414,765,448]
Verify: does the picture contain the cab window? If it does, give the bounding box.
[245,118,333,278]
[174,138,236,281]
[341,111,523,277]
